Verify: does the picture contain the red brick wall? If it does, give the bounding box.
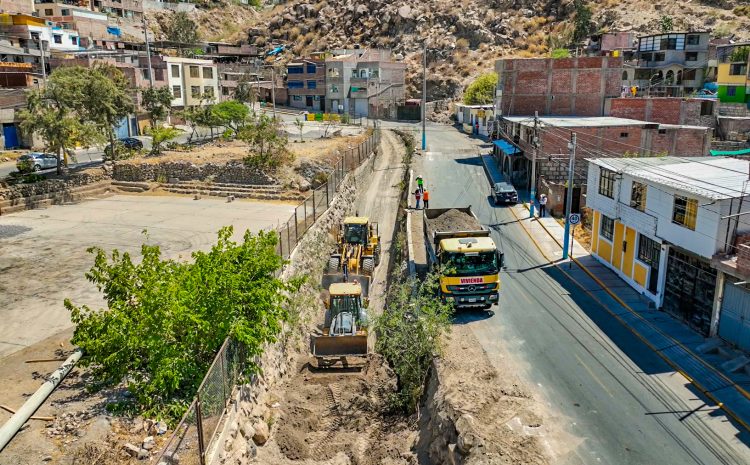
[607,97,712,126]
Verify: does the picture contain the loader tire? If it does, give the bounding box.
[328,256,340,272]
[362,257,375,274]
[374,252,381,266]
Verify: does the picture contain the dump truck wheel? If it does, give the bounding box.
[362,257,375,274]
[328,256,340,272]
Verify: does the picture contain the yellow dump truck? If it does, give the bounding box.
[312,275,370,366]
[423,207,503,310]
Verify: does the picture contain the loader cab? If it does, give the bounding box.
[342,216,370,245]
[326,282,369,329]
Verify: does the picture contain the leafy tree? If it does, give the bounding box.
[141,86,174,128]
[375,272,452,413]
[238,112,290,169]
[146,125,182,155]
[294,117,305,142]
[82,64,134,162]
[18,67,101,174]
[66,227,298,419]
[233,75,256,103]
[212,100,249,135]
[730,46,750,63]
[463,72,497,105]
[164,11,200,56]
[572,0,594,44]
[658,15,674,33]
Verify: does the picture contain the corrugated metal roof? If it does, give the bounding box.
[504,115,653,128]
[587,156,750,200]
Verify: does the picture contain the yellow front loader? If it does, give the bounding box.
[328,216,381,276]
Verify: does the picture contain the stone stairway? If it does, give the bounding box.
[0,181,113,216]
[160,180,305,201]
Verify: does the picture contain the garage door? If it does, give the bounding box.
[662,247,716,336]
[354,99,368,117]
[719,279,750,352]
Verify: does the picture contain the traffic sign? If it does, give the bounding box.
[569,213,581,225]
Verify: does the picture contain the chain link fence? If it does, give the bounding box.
[153,129,380,465]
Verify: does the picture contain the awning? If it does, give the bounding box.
[493,139,521,155]
[710,148,750,156]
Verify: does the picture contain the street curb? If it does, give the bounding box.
[508,204,750,433]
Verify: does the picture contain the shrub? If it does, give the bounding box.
[455,38,469,50]
[463,72,497,105]
[551,48,571,58]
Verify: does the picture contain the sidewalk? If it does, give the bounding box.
[479,152,750,431]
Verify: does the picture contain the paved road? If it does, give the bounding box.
[419,124,750,464]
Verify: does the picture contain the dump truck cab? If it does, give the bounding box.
[437,237,502,308]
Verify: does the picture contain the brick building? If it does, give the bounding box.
[605,97,717,127]
[496,116,712,213]
[286,56,326,111]
[494,56,624,116]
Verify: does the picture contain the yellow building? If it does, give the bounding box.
[715,43,749,104]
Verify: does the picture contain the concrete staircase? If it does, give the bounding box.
[0,181,113,216]
[160,180,305,201]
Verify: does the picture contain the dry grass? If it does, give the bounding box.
[288,26,301,41]
[456,38,469,50]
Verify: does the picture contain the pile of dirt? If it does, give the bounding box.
[425,208,483,235]
[255,355,418,465]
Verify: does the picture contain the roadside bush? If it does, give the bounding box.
[65,227,300,420]
[375,272,452,413]
[463,72,497,105]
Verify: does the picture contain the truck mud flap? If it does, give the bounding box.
[312,335,368,357]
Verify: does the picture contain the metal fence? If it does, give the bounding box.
[153,130,379,465]
[276,131,379,259]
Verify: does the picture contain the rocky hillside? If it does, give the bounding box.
[150,0,750,99]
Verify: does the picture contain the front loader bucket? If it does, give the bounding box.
[321,274,371,298]
[312,334,368,357]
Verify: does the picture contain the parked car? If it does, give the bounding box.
[492,181,518,205]
[104,137,143,157]
[16,152,57,172]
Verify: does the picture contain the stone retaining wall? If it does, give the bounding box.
[112,161,276,185]
[0,172,107,202]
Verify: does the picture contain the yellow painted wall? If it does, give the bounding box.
[717,63,749,86]
[592,211,600,254]
[598,236,613,264]
[633,263,648,287]
[612,222,624,269]
[622,226,636,279]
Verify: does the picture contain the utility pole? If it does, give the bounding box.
[421,42,427,151]
[142,14,153,88]
[562,132,577,260]
[529,111,539,218]
[270,66,277,119]
[37,35,47,87]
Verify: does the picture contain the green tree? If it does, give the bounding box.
[82,64,134,162]
[551,48,571,58]
[463,72,497,105]
[572,0,594,44]
[659,15,674,33]
[238,113,290,169]
[146,125,182,155]
[141,86,174,128]
[18,67,101,174]
[294,117,305,142]
[233,75,256,103]
[165,11,200,56]
[375,272,452,413]
[66,227,298,419]
[212,100,249,136]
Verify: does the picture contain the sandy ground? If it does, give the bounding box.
[254,130,413,465]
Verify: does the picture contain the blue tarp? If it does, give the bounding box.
[493,139,520,155]
[267,45,285,56]
[106,26,121,37]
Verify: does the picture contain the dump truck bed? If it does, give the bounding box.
[423,208,489,261]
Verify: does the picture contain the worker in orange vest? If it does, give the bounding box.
[423,189,430,209]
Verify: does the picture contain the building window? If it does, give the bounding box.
[222,87,229,96]
[330,84,339,93]
[637,234,660,267]
[683,69,697,80]
[288,80,304,89]
[202,67,213,79]
[307,80,316,89]
[599,168,616,198]
[306,63,316,73]
[288,66,303,74]
[658,129,667,134]
[672,195,698,230]
[686,52,698,61]
[727,86,737,97]
[630,181,647,211]
[61,8,70,15]
[600,215,615,241]
[171,64,180,77]
[53,35,62,44]
[189,66,199,78]
[191,85,201,98]
[292,95,302,101]
[620,132,629,138]
[653,52,665,62]
[203,86,214,97]
[730,63,747,76]
[172,85,181,98]
[44,9,53,15]
[686,34,700,45]
[71,36,77,45]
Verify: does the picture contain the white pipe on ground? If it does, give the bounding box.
[0,349,82,451]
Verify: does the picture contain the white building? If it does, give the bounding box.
[586,156,750,347]
[162,56,219,109]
